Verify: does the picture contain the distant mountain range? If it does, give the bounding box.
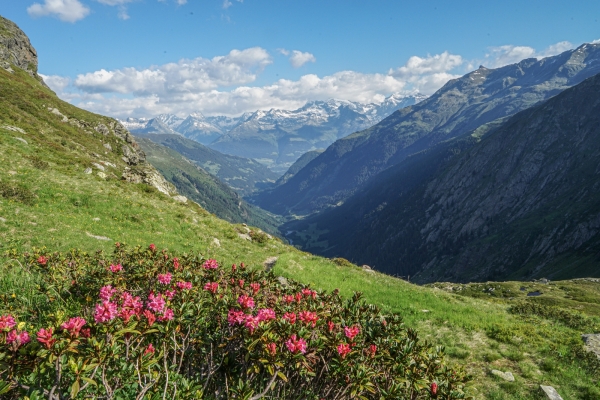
[279,42,600,283]
[120,93,426,173]
[255,42,600,216]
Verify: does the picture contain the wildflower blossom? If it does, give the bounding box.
[238,279,245,288]
[37,328,56,349]
[285,334,307,354]
[144,343,155,355]
[244,315,260,333]
[295,293,303,302]
[176,281,192,290]
[157,273,172,285]
[250,282,260,294]
[327,320,335,332]
[121,292,143,313]
[367,344,377,357]
[94,301,118,323]
[431,382,438,396]
[147,293,166,313]
[227,309,246,325]
[257,308,276,322]
[61,317,86,337]
[81,328,90,338]
[149,243,156,252]
[164,289,176,300]
[203,282,219,294]
[0,315,16,331]
[99,285,116,301]
[283,312,297,324]
[159,308,174,321]
[7,330,30,346]
[298,311,318,327]
[237,295,255,309]
[231,263,237,272]
[119,309,136,323]
[266,342,277,356]
[173,257,180,269]
[283,295,295,304]
[344,325,361,341]
[109,263,122,273]
[143,310,156,326]
[37,255,47,266]
[202,259,218,270]
[301,288,317,299]
[337,343,351,359]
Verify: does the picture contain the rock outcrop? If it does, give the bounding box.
[0,15,47,87]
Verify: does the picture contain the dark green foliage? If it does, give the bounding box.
[0,181,36,205]
[509,302,600,331]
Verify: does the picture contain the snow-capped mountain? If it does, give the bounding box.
[119,92,426,174]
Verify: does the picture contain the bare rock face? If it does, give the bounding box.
[0,16,47,86]
[122,165,177,196]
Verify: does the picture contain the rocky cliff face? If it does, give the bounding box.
[0,15,45,85]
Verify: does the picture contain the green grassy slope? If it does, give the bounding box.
[0,51,598,400]
[137,137,282,235]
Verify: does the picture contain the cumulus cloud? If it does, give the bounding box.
[482,40,575,68]
[74,47,272,95]
[27,0,90,22]
[40,74,71,92]
[289,50,316,68]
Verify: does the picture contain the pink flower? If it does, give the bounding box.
[298,311,318,328]
[295,293,303,303]
[266,342,277,356]
[164,290,176,300]
[237,295,255,309]
[285,334,307,354]
[94,301,118,323]
[431,382,438,396]
[143,310,156,326]
[367,344,377,357]
[144,343,155,355]
[327,321,335,332]
[109,263,122,273]
[147,293,166,313]
[37,328,56,349]
[81,328,90,338]
[257,308,276,322]
[61,317,86,337]
[157,273,172,285]
[250,282,260,294]
[244,315,260,333]
[119,309,136,323]
[159,308,174,321]
[7,330,30,346]
[202,259,218,270]
[37,255,48,265]
[283,295,295,304]
[149,244,156,252]
[337,343,351,359]
[283,312,297,324]
[238,279,245,288]
[99,285,116,301]
[173,258,180,270]
[301,288,317,299]
[203,282,219,294]
[176,281,192,290]
[121,292,143,313]
[227,309,246,326]
[0,315,16,331]
[344,325,361,341]
[231,264,237,272]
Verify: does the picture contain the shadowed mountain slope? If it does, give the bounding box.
[257,43,600,215]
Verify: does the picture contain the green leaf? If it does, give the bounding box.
[80,377,97,386]
[276,371,288,382]
[70,380,80,399]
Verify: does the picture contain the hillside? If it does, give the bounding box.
[137,137,282,235]
[134,132,278,196]
[285,72,600,284]
[1,15,599,400]
[256,43,600,215]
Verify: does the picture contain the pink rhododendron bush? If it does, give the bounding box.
[1,244,470,399]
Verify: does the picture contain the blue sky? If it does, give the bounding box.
[2,0,600,118]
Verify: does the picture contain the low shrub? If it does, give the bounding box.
[0,244,470,399]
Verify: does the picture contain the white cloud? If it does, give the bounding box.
[74,47,272,95]
[96,0,135,5]
[223,0,241,9]
[482,40,575,68]
[27,0,90,22]
[389,51,463,78]
[289,50,316,68]
[277,48,290,56]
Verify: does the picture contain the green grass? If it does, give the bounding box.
[0,66,599,399]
